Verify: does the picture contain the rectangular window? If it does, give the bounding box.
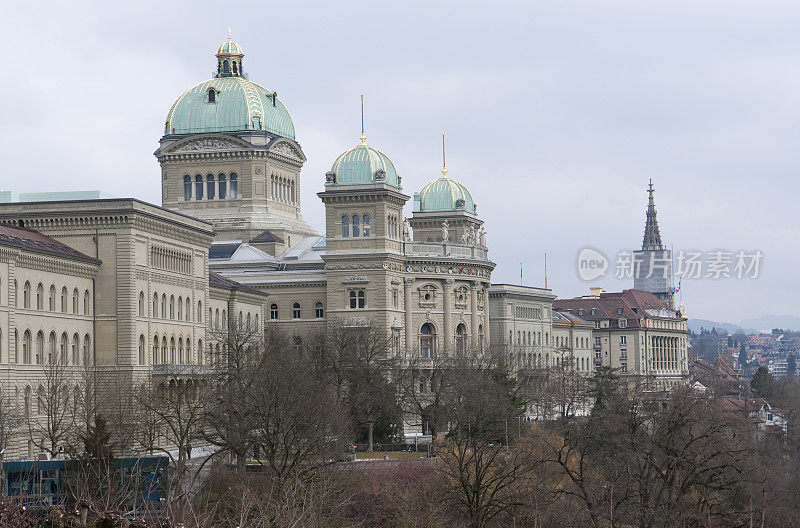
[620,335,627,345]
[620,363,627,373]
[595,337,602,346]
[620,349,627,360]
[392,289,398,309]
[619,318,627,328]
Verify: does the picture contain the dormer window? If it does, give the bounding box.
[208,88,216,103]
[617,307,624,315]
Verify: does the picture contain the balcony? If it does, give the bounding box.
[403,242,488,261]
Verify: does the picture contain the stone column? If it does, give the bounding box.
[470,281,479,350]
[483,284,490,345]
[443,279,454,352]
[404,278,415,355]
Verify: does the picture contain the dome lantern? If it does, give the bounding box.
[326,141,400,188]
[215,28,245,78]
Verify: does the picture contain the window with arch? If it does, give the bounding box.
[229,173,238,198]
[170,337,176,364]
[186,298,191,321]
[286,303,298,320]
[23,281,30,309]
[363,214,371,237]
[455,323,467,355]
[315,302,324,319]
[153,335,159,364]
[161,337,167,363]
[152,293,158,317]
[60,333,67,364]
[195,175,204,200]
[61,287,67,312]
[341,216,349,238]
[197,301,202,322]
[47,332,56,363]
[420,323,434,358]
[71,333,79,364]
[178,337,184,364]
[238,311,243,328]
[349,290,365,309]
[36,283,43,310]
[139,335,146,365]
[84,290,90,315]
[177,296,183,320]
[183,175,192,201]
[161,294,166,318]
[48,285,55,311]
[206,174,216,199]
[218,174,227,199]
[169,295,175,319]
[187,340,193,364]
[208,88,216,103]
[83,334,91,365]
[22,330,31,364]
[352,215,360,237]
[138,292,144,316]
[270,303,278,320]
[35,331,43,364]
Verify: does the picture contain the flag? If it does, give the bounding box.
[675,278,681,293]
[520,263,523,283]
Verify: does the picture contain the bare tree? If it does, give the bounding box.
[28,356,75,457]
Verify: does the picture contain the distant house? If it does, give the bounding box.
[719,397,787,435]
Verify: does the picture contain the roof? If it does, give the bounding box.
[250,230,284,244]
[0,190,116,203]
[0,224,99,264]
[165,76,295,139]
[209,271,266,296]
[217,39,243,56]
[553,289,682,329]
[414,175,475,214]
[329,143,400,187]
[553,309,593,325]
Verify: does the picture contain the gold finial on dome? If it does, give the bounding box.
[441,132,448,178]
[227,27,232,41]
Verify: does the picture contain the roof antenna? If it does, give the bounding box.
[544,251,548,290]
[360,94,366,145]
[442,133,447,178]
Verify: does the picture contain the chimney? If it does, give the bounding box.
[589,286,603,298]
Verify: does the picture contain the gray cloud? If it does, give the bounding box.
[2,0,796,322]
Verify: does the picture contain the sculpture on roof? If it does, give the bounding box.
[441,221,449,243]
[479,226,486,248]
[403,217,411,241]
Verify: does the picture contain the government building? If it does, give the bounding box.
[0,36,687,455]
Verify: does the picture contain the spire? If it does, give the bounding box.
[642,179,664,250]
[360,94,366,145]
[441,133,447,178]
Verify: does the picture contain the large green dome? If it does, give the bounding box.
[164,38,295,139]
[327,142,400,187]
[414,174,475,213]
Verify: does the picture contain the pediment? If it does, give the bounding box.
[269,140,305,161]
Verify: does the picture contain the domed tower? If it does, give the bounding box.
[154,34,317,249]
[318,134,410,335]
[409,167,483,246]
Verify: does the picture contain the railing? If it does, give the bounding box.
[403,242,488,261]
[152,364,210,376]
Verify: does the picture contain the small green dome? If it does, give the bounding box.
[217,39,243,56]
[414,174,475,213]
[164,77,295,138]
[327,142,400,187]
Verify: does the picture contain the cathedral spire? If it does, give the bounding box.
[642,179,664,250]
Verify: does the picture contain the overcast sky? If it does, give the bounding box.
[2,1,798,323]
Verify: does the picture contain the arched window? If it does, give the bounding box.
[349,291,356,309]
[152,293,158,317]
[139,335,145,365]
[48,285,55,311]
[72,334,79,365]
[23,281,30,309]
[292,303,301,319]
[22,330,31,364]
[229,173,238,199]
[358,290,365,309]
[161,294,166,317]
[197,301,203,322]
[83,334,91,365]
[84,290,90,315]
[223,59,230,73]
[352,215,360,237]
[161,337,167,363]
[270,303,278,320]
[206,174,216,199]
[72,288,79,313]
[169,295,175,319]
[315,302,324,318]
[138,292,144,316]
[170,337,176,364]
[455,323,467,355]
[420,323,434,358]
[214,308,220,329]
[183,175,192,201]
[36,283,43,310]
[187,340,193,364]
[61,287,67,312]
[232,61,238,75]
[419,376,426,393]
[195,175,204,199]
[208,88,216,103]
[186,298,191,321]
[177,296,183,320]
[341,216,349,238]
[218,174,227,199]
[238,311,243,328]
[178,337,184,364]
[48,332,56,363]
[35,331,43,364]
[363,214,371,237]
[60,333,67,364]
[153,335,159,364]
